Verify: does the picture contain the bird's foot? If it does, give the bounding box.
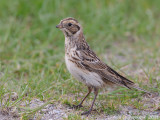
[70,104,83,109]
[81,110,92,116]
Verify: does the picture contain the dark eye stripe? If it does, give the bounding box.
[72,25,80,34]
[76,25,80,30]
[66,24,80,34]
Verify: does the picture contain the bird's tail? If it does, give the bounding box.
[127,84,151,94]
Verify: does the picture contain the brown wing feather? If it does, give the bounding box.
[78,49,135,88]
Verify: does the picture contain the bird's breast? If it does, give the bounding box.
[65,54,105,88]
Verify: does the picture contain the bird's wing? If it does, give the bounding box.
[76,49,135,88]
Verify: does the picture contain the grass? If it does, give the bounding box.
[0,0,160,119]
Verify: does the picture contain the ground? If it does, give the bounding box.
[0,0,160,120]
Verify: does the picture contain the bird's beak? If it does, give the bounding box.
[56,24,62,29]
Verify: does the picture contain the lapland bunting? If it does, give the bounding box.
[56,17,150,115]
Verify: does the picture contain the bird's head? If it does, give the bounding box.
[56,17,82,37]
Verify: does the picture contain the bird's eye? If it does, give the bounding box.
[68,23,72,26]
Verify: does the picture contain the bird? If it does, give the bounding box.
[56,17,150,115]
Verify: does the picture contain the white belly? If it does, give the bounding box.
[65,55,105,88]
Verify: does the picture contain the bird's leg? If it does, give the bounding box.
[72,86,92,109]
[81,87,98,116]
